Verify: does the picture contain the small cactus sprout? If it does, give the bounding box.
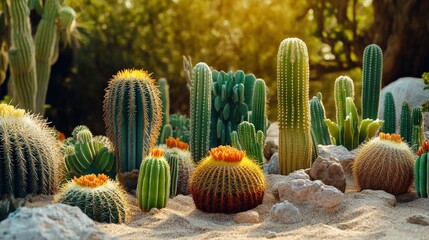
[415,142,429,198]
[54,174,128,223]
[353,133,414,195]
[189,146,266,213]
[137,148,170,211]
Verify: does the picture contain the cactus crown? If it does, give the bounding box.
[74,174,109,188]
[113,69,153,82]
[150,148,164,158]
[209,146,245,163]
[417,142,429,156]
[166,137,189,150]
[379,133,403,143]
[0,104,25,118]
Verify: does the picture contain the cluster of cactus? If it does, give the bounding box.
[189,146,266,213]
[277,37,312,175]
[54,174,128,223]
[160,137,194,197]
[0,0,77,114]
[0,103,62,197]
[231,121,264,166]
[353,133,414,195]
[415,142,429,198]
[396,102,425,152]
[0,194,28,221]
[61,125,116,179]
[103,69,162,173]
[310,92,331,145]
[137,148,170,212]
[324,76,383,151]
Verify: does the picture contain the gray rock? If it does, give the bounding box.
[266,231,277,239]
[270,200,302,224]
[310,156,346,192]
[407,215,429,226]
[0,203,115,240]
[360,190,396,207]
[233,210,260,224]
[288,169,310,180]
[264,140,278,162]
[318,145,356,174]
[264,152,280,174]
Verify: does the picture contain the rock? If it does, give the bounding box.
[265,122,279,145]
[0,203,115,240]
[278,179,344,210]
[359,190,396,207]
[149,208,160,215]
[264,153,280,174]
[310,156,346,192]
[264,140,278,162]
[318,145,356,174]
[378,77,429,132]
[266,231,277,239]
[407,215,429,226]
[288,169,310,180]
[233,210,260,224]
[118,169,140,192]
[270,200,302,224]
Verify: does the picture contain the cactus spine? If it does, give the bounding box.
[103,69,162,173]
[400,102,412,145]
[137,149,170,211]
[277,37,312,175]
[415,142,429,198]
[411,107,424,152]
[232,121,265,166]
[362,44,383,120]
[310,92,331,145]
[382,92,396,134]
[250,78,268,135]
[334,76,355,129]
[190,63,212,163]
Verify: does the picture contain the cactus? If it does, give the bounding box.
[277,37,312,175]
[310,129,319,163]
[250,78,268,135]
[189,146,266,213]
[334,76,355,129]
[183,55,193,92]
[158,124,173,145]
[137,148,170,211]
[411,107,424,152]
[161,137,194,197]
[382,92,396,134]
[169,113,190,143]
[310,92,331,145]
[362,44,383,120]
[62,126,116,179]
[190,63,212,163]
[0,103,62,197]
[103,69,162,173]
[415,142,429,198]
[54,174,128,223]
[230,121,264,166]
[400,102,412,145]
[157,78,170,144]
[353,133,414,195]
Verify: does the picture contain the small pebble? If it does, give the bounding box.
[266,231,277,239]
[149,208,160,215]
[407,215,429,226]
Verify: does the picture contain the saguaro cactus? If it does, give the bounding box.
[277,37,312,175]
[190,63,212,163]
[362,44,383,120]
[103,69,162,173]
[382,92,396,134]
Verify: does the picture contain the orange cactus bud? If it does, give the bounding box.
[166,137,189,150]
[150,148,164,158]
[209,145,245,162]
[379,133,403,143]
[74,174,109,188]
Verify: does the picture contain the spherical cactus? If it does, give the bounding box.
[415,142,429,198]
[190,145,267,213]
[54,174,128,223]
[353,133,414,195]
[137,148,170,212]
[0,104,62,198]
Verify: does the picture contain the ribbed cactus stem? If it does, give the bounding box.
[236,121,264,166]
[277,38,312,175]
[190,63,212,163]
[310,93,331,145]
[334,76,355,128]
[250,79,267,135]
[244,73,256,110]
[411,107,424,152]
[382,92,396,134]
[362,44,383,120]
[400,102,412,145]
[158,78,170,126]
[415,142,429,198]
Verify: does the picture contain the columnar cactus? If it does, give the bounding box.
[382,92,396,134]
[362,44,383,120]
[277,37,312,175]
[353,133,414,195]
[158,124,173,145]
[400,102,412,145]
[250,78,268,135]
[231,121,264,166]
[54,174,128,223]
[334,76,355,129]
[411,107,424,152]
[190,63,212,163]
[415,142,429,198]
[189,146,266,213]
[157,78,170,144]
[310,92,331,145]
[0,104,62,197]
[137,148,170,211]
[103,69,162,173]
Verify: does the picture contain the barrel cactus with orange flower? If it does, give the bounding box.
[189,146,266,213]
[353,133,414,195]
[137,148,170,211]
[54,174,128,223]
[415,142,429,198]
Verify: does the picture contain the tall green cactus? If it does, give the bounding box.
[157,77,171,144]
[277,37,312,175]
[411,107,424,152]
[310,92,331,145]
[250,78,268,135]
[400,102,412,145]
[137,149,170,212]
[334,76,355,129]
[231,121,264,166]
[415,142,429,198]
[190,63,212,163]
[382,92,396,134]
[103,69,162,173]
[362,44,383,120]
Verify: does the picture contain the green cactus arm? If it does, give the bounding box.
[310,94,331,145]
[345,97,359,148]
[343,115,354,150]
[382,92,396,134]
[358,119,373,143]
[362,44,383,120]
[365,120,384,141]
[158,124,173,145]
[230,131,241,150]
[324,119,340,145]
[236,121,264,166]
[334,76,355,128]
